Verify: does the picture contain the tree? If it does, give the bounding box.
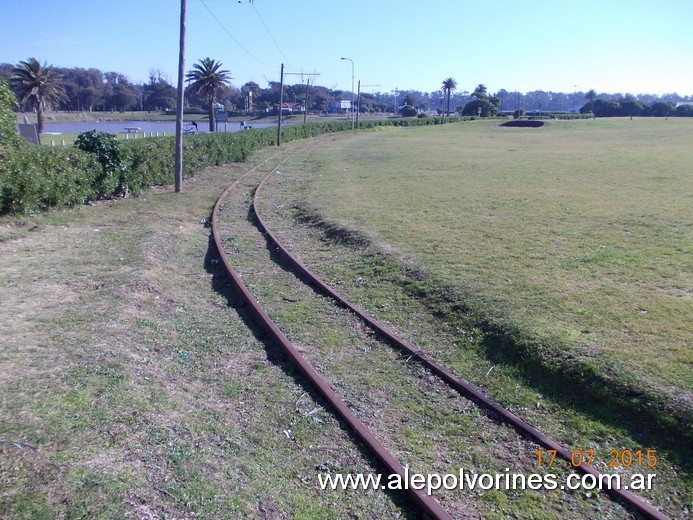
[619,96,645,117]
[10,58,67,133]
[62,67,104,112]
[650,101,675,117]
[584,89,597,113]
[240,81,262,112]
[0,79,21,147]
[186,58,232,131]
[472,83,488,100]
[308,84,332,113]
[460,98,498,117]
[441,77,457,122]
[103,72,137,111]
[495,89,508,112]
[400,105,417,117]
[675,103,693,117]
[144,70,176,111]
[581,98,620,117]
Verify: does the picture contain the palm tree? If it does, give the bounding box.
[11,58,67,133]
[186,58,232,132]
[473,83,488,99]
[585,89,597,111]
[441,77,457,122]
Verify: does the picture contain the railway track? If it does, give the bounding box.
[210,138,669,519]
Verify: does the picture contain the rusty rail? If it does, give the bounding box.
[212,158,454,520]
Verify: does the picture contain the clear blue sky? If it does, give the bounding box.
[1,0,692,96]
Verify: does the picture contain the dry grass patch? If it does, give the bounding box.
[0,150,413,518]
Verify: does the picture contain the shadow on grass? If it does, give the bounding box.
[285,211,693,479]
[202,228,419,519]
[407,271,693,478]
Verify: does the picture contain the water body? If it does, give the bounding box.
[43,120,277,135]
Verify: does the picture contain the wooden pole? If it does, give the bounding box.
[277,63,284,146]
[356,80,361,128]
[303,78,309,124]
[174,0,186,192]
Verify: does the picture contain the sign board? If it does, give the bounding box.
[215,110,228,122]
[18,124,40,145]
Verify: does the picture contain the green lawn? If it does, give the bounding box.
[2,119,690,518]
[300,118,692,405]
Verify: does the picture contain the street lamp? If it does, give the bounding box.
[340,57,355,130]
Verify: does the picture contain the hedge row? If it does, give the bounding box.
[0,117,464,215]
[0,145,99,215]
[524,113,594,120]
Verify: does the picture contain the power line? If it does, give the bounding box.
[198,0,275,68]
[250,1,294,70]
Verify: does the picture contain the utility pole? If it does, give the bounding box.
[279,70,320,142]
[174,0,186,192]
[356,80,361,128]
[303,77,311,124]
[277,63,284,146]
[340,57,355,130]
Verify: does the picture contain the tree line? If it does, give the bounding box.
[579,92,692,117]
[0,59,352,116]
[2,59,691,126]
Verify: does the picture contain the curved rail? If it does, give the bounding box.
[252,168,669,520]
[212,156,454,520]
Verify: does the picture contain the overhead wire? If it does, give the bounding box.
[250,1,294,70]
[198,0,275,68]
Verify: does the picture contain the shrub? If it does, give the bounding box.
[460,99,498,117]
[676,104,693,117]
[649,101,676,117]
[2,116,472,215]
[0,144,98,215]
[0,80,21,148]
[74,130,127,197]
[400,105,418,117]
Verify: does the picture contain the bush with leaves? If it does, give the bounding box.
[0,145,98,215]
[460,98,499,117]
[74,130,127,197]
[513,108,525,120]
[400,105,418,117]
[0,79,21,148]
[3,116,471,215]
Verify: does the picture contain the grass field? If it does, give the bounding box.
[1,118,690,517]
[298,118,691,417]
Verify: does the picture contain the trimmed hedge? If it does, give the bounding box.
[0,143,99,215]
[1,117,467,215]
[525,113,594,120]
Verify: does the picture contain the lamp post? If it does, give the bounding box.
[340,57,354,130]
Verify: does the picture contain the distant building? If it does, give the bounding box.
[281,102,304,113]
[266,102,305,114]
[328,100,351,114]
